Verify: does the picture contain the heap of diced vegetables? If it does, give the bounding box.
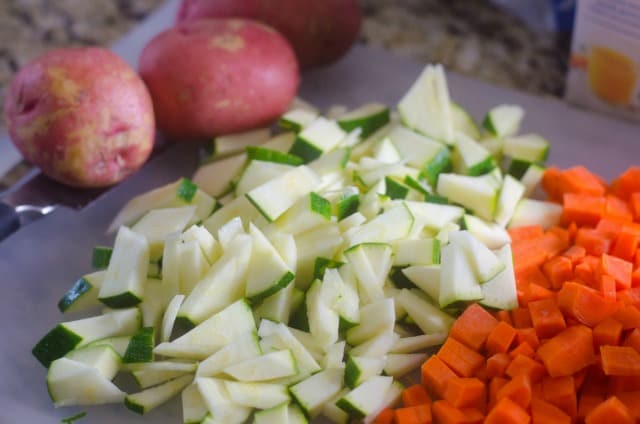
[30,63,639,424]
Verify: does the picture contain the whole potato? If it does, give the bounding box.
[177,0,361,69]
[4,47,154,188]
[139,18,299,140]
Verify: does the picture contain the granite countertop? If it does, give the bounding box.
[0,0,570,184]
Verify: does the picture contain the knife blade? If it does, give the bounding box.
[0,168,106,241]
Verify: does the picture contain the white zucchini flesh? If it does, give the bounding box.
[290,367,345,418]
[197,331,262,377]
[124,374,193,415]
[47,358,125,407]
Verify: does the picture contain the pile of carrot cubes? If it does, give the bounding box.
[375,166,640,424]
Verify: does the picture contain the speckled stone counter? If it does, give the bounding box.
[0,0,570,185]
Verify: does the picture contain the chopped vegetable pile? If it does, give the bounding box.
[376,165,640,423]
[30,63,640,424]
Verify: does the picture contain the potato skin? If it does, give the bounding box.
[4,47,154,188]
[139,18,299,140]
[177,0,361,69]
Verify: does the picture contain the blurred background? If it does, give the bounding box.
[0,0,577,185]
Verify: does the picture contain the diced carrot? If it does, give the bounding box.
[562,245,586,264]
[600,345,640,376]
[575,228,611,256]
[617,287,640,307]
[517,282,554,306]
[460,408,484,424]
[573,368,588,391]
[402,384,431,407]
[541,376,577,418]
[488,377,509,408]
[548,226,571,247]
[605,195,633,221]
[584,396,634,424]
[536,325,595,378]
[431,400,467,424]
[612,229,638,261]
[421,355,458,398]
[610,167,640,200]
[511,308,532,329]
[530,397,571,424]
[513,246,549,278]
[557,281,618,327]
[494,310,513,325]
[473,363,488,384]
[574,262,596,287]
[600,254,633,289]
[542,256,573,289]
[438,338,485,378]
[449,303,499,351]
[518,266,551,289]
[615,391,640,420]
[375,408,395,424]
[630,192,640,220]
[486,353,511,379]
[443,377,485,409]
[612,304,640,329]
[506,354,546,383]
[485,396,531,424]
[597,274,617,301]
[567,221,578,241]
[496,373,532,409]
[528,297,567,339]
[632,268,640,288]
[608,375,640,393]
[562,193,605,226]
[516,328,540,349]
[485,321,517,354]
[509,341,536,359]
[578,393,605,420]
[542,167,565,202]
[593,317,623,347]
[623,328,640,353]
[394,404,432,424]
[563,166,607,195]
[595,217,624,240]
[508,225,544,243]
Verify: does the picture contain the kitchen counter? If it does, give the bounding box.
[0,0,570,185]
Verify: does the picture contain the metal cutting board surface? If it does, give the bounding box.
[1,1,639,422]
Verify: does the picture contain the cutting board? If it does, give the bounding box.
[1,1,639,422]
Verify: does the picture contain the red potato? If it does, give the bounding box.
[4,48,154,188]
[139,18,299,140]
[177,0,361,69]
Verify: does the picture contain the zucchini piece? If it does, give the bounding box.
[245,165,321,222]
[57,270,105,314]
[390,332,448,354]
[480,243,518,310]
[182,383,209,424]
[383,353,428,377]
[495,174,526,227]
[344,355,386,389]
[503,133,550,163]
[197,331,262,377]
[98,226,149,308]
[436,173,499,221]
[453,132,495,176]
[392,238,440,267]
[401,265,441,302]
[245,224,295,303]
[482,104,524,137]
[127,361,196,389]
[202,127,271,162]
[47,358,125,407]
[347,202,414,246]
[91,246,112,269]
[398,64,454,144]
[254,402,289,424]
[64,344,121,380]
[196,378,252,423]
[33,308,140,367]
[246,145,303,166]
[336,376,393,419]
[224,381,289,409]
[123,326,155,363]
[193,153,246,198]
[125,374,192,415]
[223,349,297,382]
[345,298,395,346]
[289,117,346,162]
[337,102,390,138]
[279,108,318,132]
[451,102,480,139]
[396,289,455,334]
[509,198,563,230]
[290,368,344,418]
[438,242,484,307]
[448,230,505,283]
